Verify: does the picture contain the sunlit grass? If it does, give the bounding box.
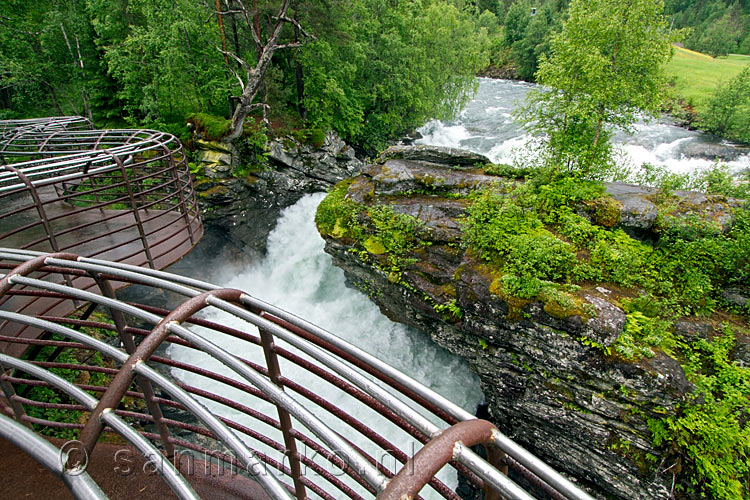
[665,46,750,112]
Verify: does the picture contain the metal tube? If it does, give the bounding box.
[166,320,389,493]
[0,311,293,500]
[0,413,107,500]
[260,329,307,500]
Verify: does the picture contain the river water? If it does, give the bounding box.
[166,78,748,499]
[167,193,482,498]
[417,78,750,176]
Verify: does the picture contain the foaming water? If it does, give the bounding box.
[417,78,750,176]
[168,193,483,498]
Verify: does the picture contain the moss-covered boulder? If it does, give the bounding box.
[316,146,750,500]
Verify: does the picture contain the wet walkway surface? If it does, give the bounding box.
[0,435,271,500]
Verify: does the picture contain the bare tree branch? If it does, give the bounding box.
[276,15,315,40]
[0,15,40,36]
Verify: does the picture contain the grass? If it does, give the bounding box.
[666,46,750,112]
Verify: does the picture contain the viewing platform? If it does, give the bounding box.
[0,117,595,500]
[0,117,203,357]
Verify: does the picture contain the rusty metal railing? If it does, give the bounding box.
[0,249,596,500]
[0,117,203,357]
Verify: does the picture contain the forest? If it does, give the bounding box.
[1,0,750,152]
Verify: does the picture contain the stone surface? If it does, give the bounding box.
[722,287,750,308]
[377,144,490,167]
[316,149,750,500]
[194,130,363,255]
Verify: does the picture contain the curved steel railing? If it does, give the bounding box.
[0,249,595,500]
[0,117,203,357]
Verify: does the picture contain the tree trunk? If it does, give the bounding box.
[293,3,305,119]
[216,0,229,66]
[227,0,296,139]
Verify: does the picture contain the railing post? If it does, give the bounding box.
[0,361,31,428]
[2,165,61,253]
[90,273,175,458]
[162,145,195,245]
[108,152,155,269]
[259,328,308,500]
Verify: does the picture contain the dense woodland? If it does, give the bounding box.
[0,0,489,153]
[3,1,750,151]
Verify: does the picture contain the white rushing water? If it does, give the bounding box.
[168,193,483,498]
[418,78,750,176]
[165,78,749,498]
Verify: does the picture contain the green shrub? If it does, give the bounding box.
[650,325,750,500]
[588,230,651,287]
[464,189,543,260]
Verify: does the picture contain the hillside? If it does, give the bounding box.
[666,46,750,112]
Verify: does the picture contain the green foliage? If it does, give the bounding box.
[667,0,749,57]
[99,0,230,128]
[483,163,536,178]
[503,1,532,47]
[187,113,231,141]
[650,325,750,499]
[365,205,428,279]
[510,5,555,80]
[701,66,750,144]
[317,183,430,282]
[433,299,464,321]
[300,0,489,153]
[464,188,543,259]
[518,0,681,178]
[462,170,749,315]
[234,122,269,178]
[631,160,750,199]
[615,310,676,359]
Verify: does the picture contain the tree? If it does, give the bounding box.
[218,0,314,139]
[693,10,740,57]
[0,0,104,120]
[518,0,680,177]
[701,67,750,142]
[299,0,488,153]
[503,0,531,47]
[511,5,554,80]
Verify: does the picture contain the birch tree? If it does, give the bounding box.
[519,0,681,177]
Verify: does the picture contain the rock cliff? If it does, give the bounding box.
[193,131,363,257]
[316,145,749,500]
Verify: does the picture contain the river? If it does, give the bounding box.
[165,77,748,499]
[417,78,750,176]
[167,194,483,498]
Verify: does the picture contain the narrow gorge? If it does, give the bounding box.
[314,145,749,500]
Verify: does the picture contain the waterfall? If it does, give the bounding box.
[168,193,483,499]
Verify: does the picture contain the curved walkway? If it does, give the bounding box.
[0,117,202,356]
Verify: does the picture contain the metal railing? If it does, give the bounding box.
[0,117,203,356]
[0,249,596,500]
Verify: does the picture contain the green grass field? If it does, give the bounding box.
[665,46,750,112]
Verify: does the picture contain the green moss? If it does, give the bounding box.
[197,185,229,198]
[539,287,593,321]
[363,236,387,254]
[187,113,231,141]
[315,179,360,239]
[584,196,622,227]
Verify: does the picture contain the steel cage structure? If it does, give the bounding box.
[0,249,595,500]
[0,117,595,500]
[0,117,203,358]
